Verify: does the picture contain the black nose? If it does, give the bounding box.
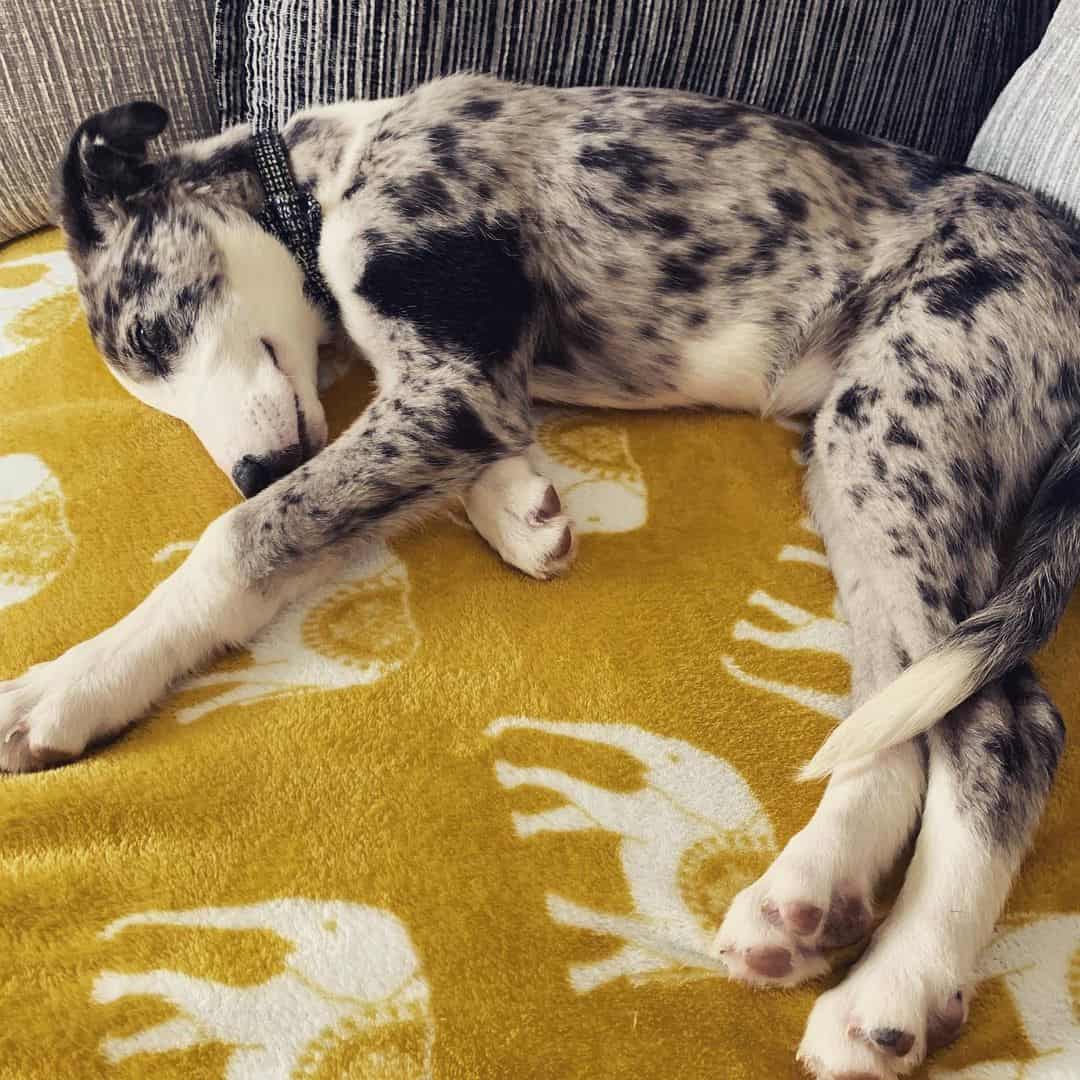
[231,444,304,497]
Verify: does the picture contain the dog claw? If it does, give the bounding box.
[926,991,967,1052]
[532,485,561,523]
[549,525,573,561]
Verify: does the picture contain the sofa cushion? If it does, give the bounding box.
[968,0,1080,221]
[0,0,219,243]
[215,0,1058,159]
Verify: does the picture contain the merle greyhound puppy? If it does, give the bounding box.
[5,73,1080,1077]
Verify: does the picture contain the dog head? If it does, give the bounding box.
[55,102,331,497]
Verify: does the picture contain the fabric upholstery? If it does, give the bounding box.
[0,0,219,242]
[215,0,1059,160]
[968,0,1080,221]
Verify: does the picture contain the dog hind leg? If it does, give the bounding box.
[765,369,1065,1075]
[715,450,927,988]
[799,666,1063,1078]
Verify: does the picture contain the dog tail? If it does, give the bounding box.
[800,417,1080,781]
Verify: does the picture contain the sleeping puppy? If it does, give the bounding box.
[6,73,1080,1078]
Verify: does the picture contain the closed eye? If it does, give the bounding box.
[146,354,171,378]
[131,318,174,378]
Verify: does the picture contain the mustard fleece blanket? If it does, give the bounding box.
[1,228,1079,1079]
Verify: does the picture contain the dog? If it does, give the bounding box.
[3,73,1079,1077]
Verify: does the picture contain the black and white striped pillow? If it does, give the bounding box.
[214,0,1057,161]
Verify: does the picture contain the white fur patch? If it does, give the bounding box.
[769,350,835,416]
[676,322,773,410]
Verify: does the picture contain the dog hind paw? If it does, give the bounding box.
[712,853,874,988]
[796,961,968,1079]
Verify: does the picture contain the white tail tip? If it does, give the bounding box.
[798,647,981,781]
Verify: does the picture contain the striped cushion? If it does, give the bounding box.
[0,0,218,244]
[214,0,1058,160]
[968,0,1080,220]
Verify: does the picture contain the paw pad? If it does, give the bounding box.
[549,525,573,561]
[822,892,872,948]
[866,1026,915,1057]
[786,901,824,935]
[744,945,793,978]
[0,719,72,773]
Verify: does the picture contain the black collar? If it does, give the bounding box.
[251,129,339,321]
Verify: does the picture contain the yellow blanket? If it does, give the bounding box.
[1,228,1078,1079]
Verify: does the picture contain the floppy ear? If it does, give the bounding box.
[55,101,170,255]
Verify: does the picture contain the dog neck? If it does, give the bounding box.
[251,100,398,318]
[146,101,395,323]
[250,129,338,319]
[279,99,399,216]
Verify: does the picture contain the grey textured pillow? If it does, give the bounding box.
[215,0,1059,163]
[0,1,219,243]
[968,0,1080,221]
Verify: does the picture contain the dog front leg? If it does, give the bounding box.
[0,379,521,772]
[0,510,341,773]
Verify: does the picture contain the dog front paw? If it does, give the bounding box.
[466,458,578,580]
[513,482,577,580]
[0,641,152,773]
[0,668,83,773]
